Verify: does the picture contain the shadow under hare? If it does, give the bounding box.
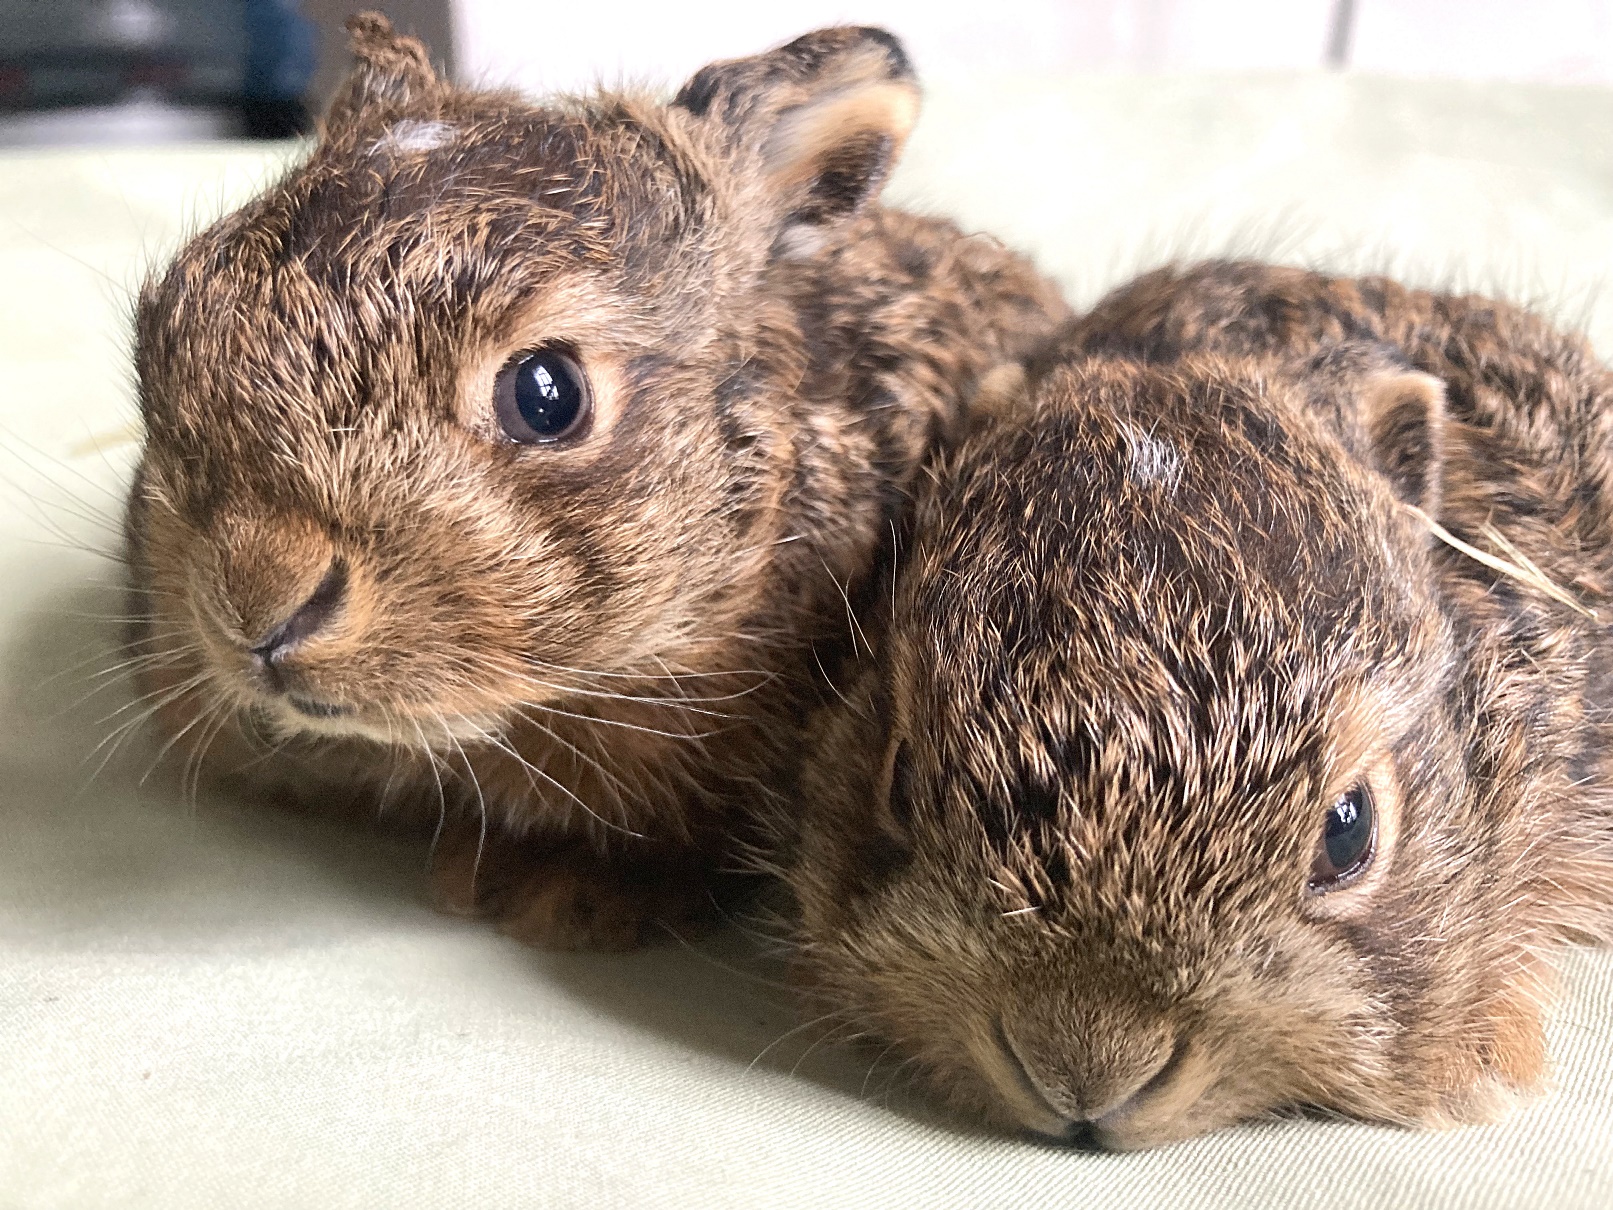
[124,14,1068,949]
[785,260,1613,1147]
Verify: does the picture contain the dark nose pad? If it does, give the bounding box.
[249,558,347,690]
[1062,1120,1104,1152]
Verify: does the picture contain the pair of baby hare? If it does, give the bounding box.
[127,15,1613,1149]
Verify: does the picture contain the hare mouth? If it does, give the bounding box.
[288,695,352,719]
[258,693,503,750]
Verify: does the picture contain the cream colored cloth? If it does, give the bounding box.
[3,72,1612,1209]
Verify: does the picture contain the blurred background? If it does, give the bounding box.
[1,0,1611,147]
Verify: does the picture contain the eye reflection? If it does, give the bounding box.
[493,346,591,443]
[1309,784,1376,891]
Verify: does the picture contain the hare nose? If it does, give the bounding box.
[249,557,348,687]
[994,1018,1180,1139]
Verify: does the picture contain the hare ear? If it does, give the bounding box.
[323,11,440,131]
[674,26,920,258]
[1362,370,1446,513]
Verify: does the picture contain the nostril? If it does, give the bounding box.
[1134,1037,1187,1104]
[994,1018,1075,1134]
[1080,1034,1181,1125]
[995,1019,1049,1103]
[249,557,348,673]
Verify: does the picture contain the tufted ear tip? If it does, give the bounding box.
[343,11,432,75]
[323,10,440,133]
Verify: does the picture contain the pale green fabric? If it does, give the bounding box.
[3,72,1612,1209]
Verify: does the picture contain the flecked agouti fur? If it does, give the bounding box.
[784,261,1613,1147]
[123,14,1070,948]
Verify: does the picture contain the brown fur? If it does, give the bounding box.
[784,260,1613,1146]
[123,15,1070,949]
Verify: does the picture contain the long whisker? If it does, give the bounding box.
[93,667,209,729]
[85,672,209,766]
[791,1018,866,1078]
[37,632,195,691]
[515,674,736,716]
[820,555,872,660]
[0,423,131,524]
[528,655,779,685]
[509,694,720,743]
[412,716,454,864]
[746,1010,852,1074]
[181,697,236,807]
[651,923,799,998]
[875,1053,926,1108]
[463,717,643,840]
[53,656,205,721]
[438,710,490,902]
[859,1039,905,1100]
[139,684,225,786]
[508,710,640,821]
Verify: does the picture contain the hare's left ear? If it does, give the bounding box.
[674,26,920,257]
[323,11,441,132]
[1362,370,1446,514]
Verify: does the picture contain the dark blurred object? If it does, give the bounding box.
[242,0,317,136]
[0,0,320,144]
[0,0,247,112]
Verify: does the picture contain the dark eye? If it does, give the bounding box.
[493,346,591,443]
[1308,784,1376,891]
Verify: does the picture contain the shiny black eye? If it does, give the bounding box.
[493,347,591,443]
[1308,784,1376,891]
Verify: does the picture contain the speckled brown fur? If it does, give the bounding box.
[784,260,1613,1146]
[124,15,1069,949]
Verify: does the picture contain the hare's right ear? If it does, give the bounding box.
[1361,370,1446,515]
[1305,342,1447,515]
[674,27,920,257]
[323,11,441,132]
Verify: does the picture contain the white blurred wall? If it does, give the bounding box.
[1353,0,1613,84]
[451,0,1613,94]
[451,1,1335,94]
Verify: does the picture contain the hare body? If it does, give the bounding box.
[786,260,1613,1146]
[125,17,1069,948]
